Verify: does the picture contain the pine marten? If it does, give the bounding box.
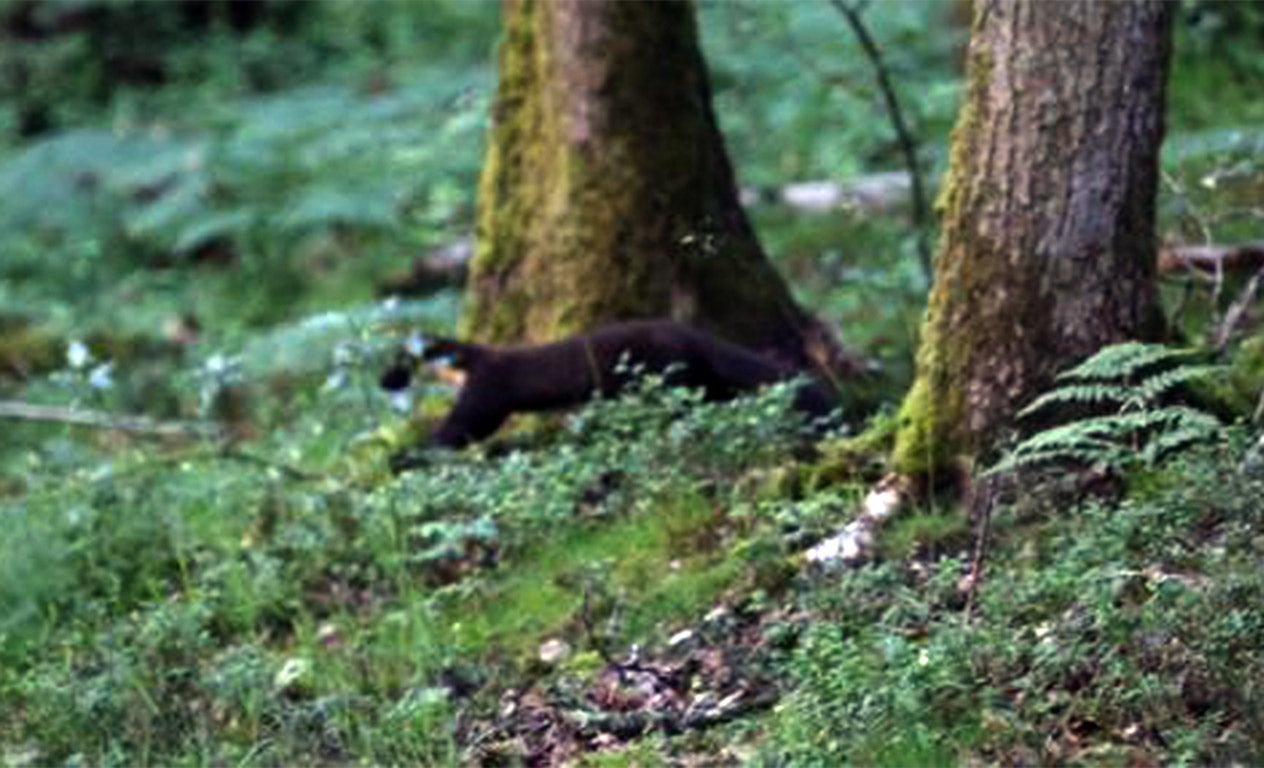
[380,319,840,449]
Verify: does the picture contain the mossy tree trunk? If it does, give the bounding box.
[893,0,1172,475]
[463,0,842,371]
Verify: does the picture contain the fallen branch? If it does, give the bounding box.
[0,400,325,482]
[1158,241,1264,277]
[1214,264,1264,350]
[0,400,222,439]
[803,473,911,567]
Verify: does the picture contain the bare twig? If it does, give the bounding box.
[0,400,222,439]
[964,474,996,622]
[1158,241,1264,276]
[0,400,325,482]
[829,0,933,283]
[1214,264,1264,350]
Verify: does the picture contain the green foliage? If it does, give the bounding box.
[698,0,964,185]
[767,438,1264,765]
[1169,0,1264,132]
[988,343,1224,475]
[762,561,977,766]
[0,0,499,143]
[0,74,487,333]
[879,511,971,561]
[0,365,829,764]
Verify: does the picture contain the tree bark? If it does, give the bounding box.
[893,0,1172,473]
[462,0,845,373]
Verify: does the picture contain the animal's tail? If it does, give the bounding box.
[379,335,484,392]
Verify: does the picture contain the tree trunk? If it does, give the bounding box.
[462,0,844,373]
[893,0,1172,474]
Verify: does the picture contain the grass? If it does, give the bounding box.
[437,486,743,657]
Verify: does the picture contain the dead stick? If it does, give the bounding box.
[964,476,995,623]
[0,400,325,482]
[1214,265,1264,350]
[0,400,222,439]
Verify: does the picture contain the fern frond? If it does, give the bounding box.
[1062,407,1219,437]
[173,210,255,254]
[989,342,1225,477]
[1141,426,1221,465]
[987,444,1132,475]
[1057,343,1198,383]
[1146,405,1223,433]
[1018,383,1139,418]
[1135,365,1224,402]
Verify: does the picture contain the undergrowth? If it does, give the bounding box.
[765,436,1264,765]
[0,373,847,765]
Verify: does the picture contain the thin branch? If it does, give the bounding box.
[0,400,325,482]
[1158,241,1264,276]
[1214,264,1264,351]
[829,0,933,283]
[0,400,222,439]
[964,474,996,623]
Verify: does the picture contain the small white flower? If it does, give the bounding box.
[389,391,413,413]
[205,354,227,375]
[273,657,311,691]
[323,370,349,392]
[918,649,930,667]
[87,362,113,390]
[66,340,91,370]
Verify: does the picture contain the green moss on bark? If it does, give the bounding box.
[892,1,1170,477]
[460,0,829,370]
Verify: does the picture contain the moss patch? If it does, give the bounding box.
[879,510,971,561]
[436,488,745,660]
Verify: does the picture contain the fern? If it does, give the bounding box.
[1054,342,1199,382]
[988,343,1224,475]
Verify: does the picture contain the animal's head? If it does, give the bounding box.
[379,336,471,392]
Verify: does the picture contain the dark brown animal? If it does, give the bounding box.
[381,320,839,449]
